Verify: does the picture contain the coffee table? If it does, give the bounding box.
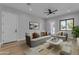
[46,37,63,45]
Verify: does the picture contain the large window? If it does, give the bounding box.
[59,18,74,30]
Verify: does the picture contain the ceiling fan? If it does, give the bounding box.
[44,9,58,15]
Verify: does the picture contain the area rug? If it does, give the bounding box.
[25,43,60,55]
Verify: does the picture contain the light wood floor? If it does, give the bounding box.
[0,40,30,55]
[0,39,79,55]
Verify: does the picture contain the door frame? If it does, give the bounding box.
[1,11,18,44]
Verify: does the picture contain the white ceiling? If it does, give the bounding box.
[1,3,79,18]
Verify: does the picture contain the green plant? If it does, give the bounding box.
[72,26,79,38]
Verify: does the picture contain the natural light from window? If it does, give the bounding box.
[60,18,74,30]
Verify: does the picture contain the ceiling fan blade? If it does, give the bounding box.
[44,9,58,15]
[52,12,55,14]
[44,12,50,14]
[44,12,49,13]
[52,9,58,12]
[48,9,51,11]
[44,12,49,15]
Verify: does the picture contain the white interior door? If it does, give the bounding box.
[2,11,18,43]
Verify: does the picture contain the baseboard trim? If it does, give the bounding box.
[0,37,25,48]
[16,37,25,41]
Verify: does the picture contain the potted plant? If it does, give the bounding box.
[72,26,79,45]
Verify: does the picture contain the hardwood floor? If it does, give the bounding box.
[0,40,30,55]
[0,39,79,55]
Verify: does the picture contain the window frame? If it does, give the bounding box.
[59,18,74,31]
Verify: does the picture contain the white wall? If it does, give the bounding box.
[45,11,79,37]
[0,5,45,43]
[0,7,2,43]
[18,14,45,39]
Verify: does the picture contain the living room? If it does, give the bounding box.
[0,3,79,55]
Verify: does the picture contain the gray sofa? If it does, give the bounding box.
[26,35,51,47]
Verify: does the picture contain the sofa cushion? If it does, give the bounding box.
[41,32,48,36]
[32,32,39,39]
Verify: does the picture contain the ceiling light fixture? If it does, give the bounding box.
[44,8,58,15]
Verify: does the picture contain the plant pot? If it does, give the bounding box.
[77,38,79,46]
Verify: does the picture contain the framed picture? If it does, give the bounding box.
[29,21,39,30]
